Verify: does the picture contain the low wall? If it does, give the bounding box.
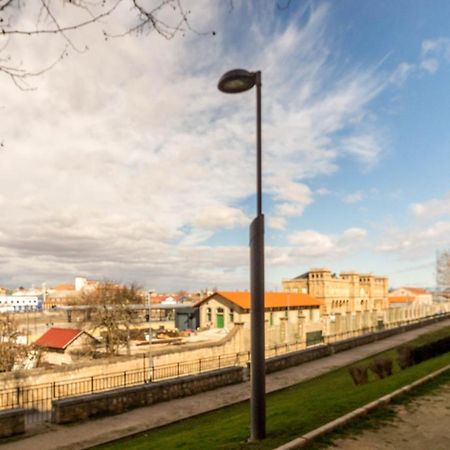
[52,366,243,424]
[0,408,25,438]
[265,314,450,374]
[266,346,331,374]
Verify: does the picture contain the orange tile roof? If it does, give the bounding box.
[401,287,428,295]
[213,291,321,309]
[388,296,414,304]
[53,283,75,291]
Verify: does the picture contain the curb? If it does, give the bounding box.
[274,363,450,450]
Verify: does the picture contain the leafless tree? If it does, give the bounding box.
[0,0,214,89]
[0,313,29,371]
[81,281,143,356]
[436,248,450,301]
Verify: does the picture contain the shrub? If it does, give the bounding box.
[348,365,369,385]
[397,346,414,369]
[369,357,393,379]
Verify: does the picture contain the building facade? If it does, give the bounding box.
[388,287,433,307]
[282,268,389,315]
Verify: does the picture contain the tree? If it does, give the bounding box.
[81,281,143,356]
[436,248,450,301]
[0,313,29,371]
[0,0,213,88]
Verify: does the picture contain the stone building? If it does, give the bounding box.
[282,268,389,315]
[197,291,324,347]
[34,327,98,365]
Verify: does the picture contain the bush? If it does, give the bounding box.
[348,365,369,385]
[369,357,393,379]
[398,336,450,370]
[397,346,414,369]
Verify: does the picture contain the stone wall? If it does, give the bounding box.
[52,366,243,424]
[264,313,450,374]
[0,408,25,438]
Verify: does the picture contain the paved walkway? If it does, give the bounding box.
[328,378,450,450]
[2,319,450,450]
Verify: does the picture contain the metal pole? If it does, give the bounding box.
[250,70,265,441]
[148,290,153,381]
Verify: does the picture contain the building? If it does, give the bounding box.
[282,268,389,315]
[387,296,415,308]
[197,291,324,346]
[388,287,433,307]
[34,327,98,365]
[0,295,43,312]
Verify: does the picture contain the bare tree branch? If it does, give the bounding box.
[0,0,215,87]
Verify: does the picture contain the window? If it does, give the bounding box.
[229,310,234,323]
[207,307,212,322]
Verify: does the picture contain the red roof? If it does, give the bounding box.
[200,291,322,310]
[34,327,84,350]
[388,296,414,304]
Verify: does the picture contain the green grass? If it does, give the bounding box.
[96,327,450,450]
[310,369,450,449]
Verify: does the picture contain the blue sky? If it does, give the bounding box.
[0,0,449,291]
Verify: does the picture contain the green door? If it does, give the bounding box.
[306,330,323,346]
[216,308,225,328]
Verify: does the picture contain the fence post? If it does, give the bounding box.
[91,376,94,393]
[177,362,180,377]
[218,355,221,368]
[16,387,20,407]
[52,382,56,398]
[199,358,202,373]
[123,371,126,386]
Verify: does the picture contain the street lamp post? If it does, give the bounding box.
[218,69,265,441]
[147,290,154,381]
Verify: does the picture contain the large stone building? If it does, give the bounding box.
[282,268,389,315]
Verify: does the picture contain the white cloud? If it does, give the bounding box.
[0,3,393,289]
[389,37,450,86]
[342,192,364,204]
[341,227,367,241]
[390,62,416,85]
[410,191,450,219]
[339,133,384,167]
[288,227,367,258]
[376,221,450,258]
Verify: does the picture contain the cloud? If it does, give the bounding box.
[390,37,450,85]
[342,192,364,204]
[288,227,367,258]
[0,3,392,289]
[410,191,450,219]
[376,221,450,258]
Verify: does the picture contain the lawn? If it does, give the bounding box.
[96,326,450,450]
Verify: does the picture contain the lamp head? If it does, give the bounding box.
[218,69,256,94]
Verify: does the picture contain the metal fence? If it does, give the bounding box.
[1,313,447,427]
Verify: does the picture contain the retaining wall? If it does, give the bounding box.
[265,314,450,374]
[52,366,243,424]
[0,408,25,438]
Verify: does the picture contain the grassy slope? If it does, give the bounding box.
[97,327,450,450]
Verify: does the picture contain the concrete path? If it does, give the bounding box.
[2,319,450,450]
[328,378,450,450]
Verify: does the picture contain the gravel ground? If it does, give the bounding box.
[328,381,450,450]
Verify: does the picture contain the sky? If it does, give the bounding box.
[0,0,449,292]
